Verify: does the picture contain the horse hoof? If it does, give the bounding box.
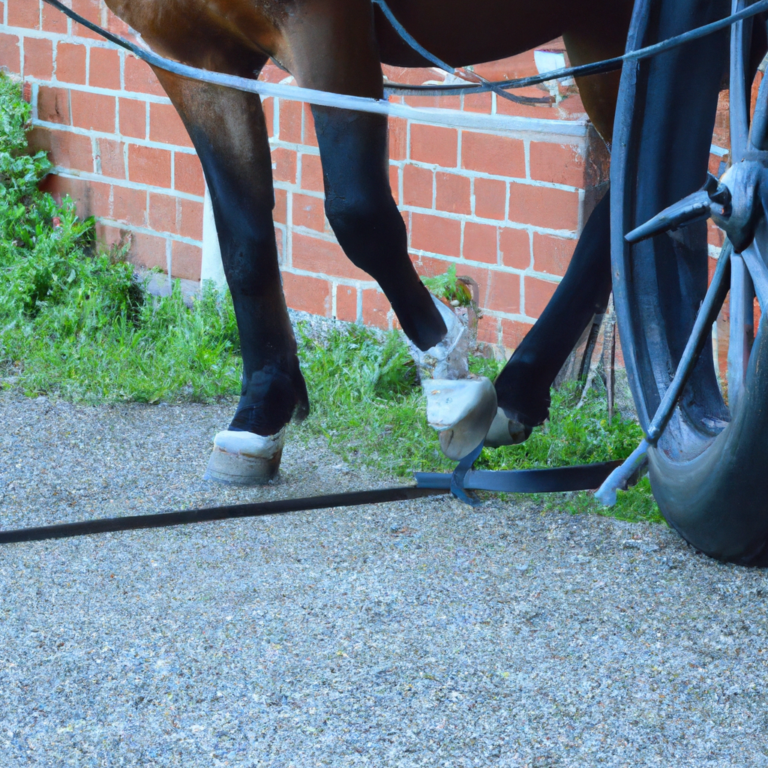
[484,407,533,448]
[425,377,497,460]
[409,295,469,380]
[204,429,285,485]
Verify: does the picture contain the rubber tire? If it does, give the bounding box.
[612,0,768,565]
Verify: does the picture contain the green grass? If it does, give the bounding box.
[296,326,662,523]
[0,71,661,524]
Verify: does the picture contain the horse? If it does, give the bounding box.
[103,0,635,483]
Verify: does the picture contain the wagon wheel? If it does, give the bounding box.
[612,0,768,564]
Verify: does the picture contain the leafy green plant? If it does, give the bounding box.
[422,264,473,306]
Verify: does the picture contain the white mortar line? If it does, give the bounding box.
[51,167,205,202]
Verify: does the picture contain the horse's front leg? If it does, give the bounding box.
[154,69,309,484]
[279,5,496,458]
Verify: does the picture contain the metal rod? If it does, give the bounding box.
[597,242,734,505]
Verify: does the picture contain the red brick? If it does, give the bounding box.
[477,314,499,345]
[405,94,462,110]
[31,128,93,173]
[272,147,297,184]
[474,177,506,220]
[89,47,121,90]
[279,99,302,143]
[274,226,285,263]
[293,193,325,232]
[175,152,205,196]
[81,179,111,218]
[501,318,533,350]
[412,254,453,280]
[500,227,530,269]
[507,184,579,231]
[525,275,558,318]
[0,34,20,74]
[302,104,318,148]
[150,102,192,148]
[410,125,458,167]
[292,232,368,281]
[461,133,525,178]
[410,213,461,258]
[149,193,177,233]
[42,2,68,33]
[172,240,202,280]
[180,198,204,240]
[402,165,433,208]
[300,153,323,193]
[335,284,358,322]
[389,118,407,161]
[435,172,471,215]
[106,13,133,38]
[487,271,521,314]
[389,165,400,204]
[112,185,147,227]
[263,97,275,137]
[7,0,38,28]
[56,43,86,84]
[282,271,331,316]
[362,289,391,329]
[529,141,585,187]
[128,231,167,272]
[96,137,125,179]
[532,233,575,277]
[120,98,146,139]
[24,37,52,80]
[71,0,102,39]
[71,91,115,133]
[43,174,110,219]
[273,187,287,224]
[124,55,165,97]
[463,222,497,264]
[129,144,172,188]
[37,86,69,124]
[463,92,493,114]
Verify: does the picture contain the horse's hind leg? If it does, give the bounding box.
[153,68,307,483]
[492,13,629,440]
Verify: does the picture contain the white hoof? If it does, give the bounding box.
[409,295,469,380]
[424,378,497,460]
[484,407,532,448]
[204,428,285,485]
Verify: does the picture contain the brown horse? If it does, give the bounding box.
[104,0,634,481]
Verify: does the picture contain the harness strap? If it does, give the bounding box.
[372,0,455,73]
[0,461,623,544]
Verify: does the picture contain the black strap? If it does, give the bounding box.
[0,460,623,544]
[417,460,623,494]
[0,486,448,544]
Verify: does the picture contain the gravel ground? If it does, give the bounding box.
[1,390,768,767]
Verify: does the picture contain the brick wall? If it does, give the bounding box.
[4,0,618,353]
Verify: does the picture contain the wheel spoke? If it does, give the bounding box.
[731,0,753,160]
[727,253,755,409]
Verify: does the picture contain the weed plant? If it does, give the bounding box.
[0,74,243,403]
[0,73,659,523]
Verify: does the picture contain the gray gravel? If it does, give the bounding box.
[2,389,768,767]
